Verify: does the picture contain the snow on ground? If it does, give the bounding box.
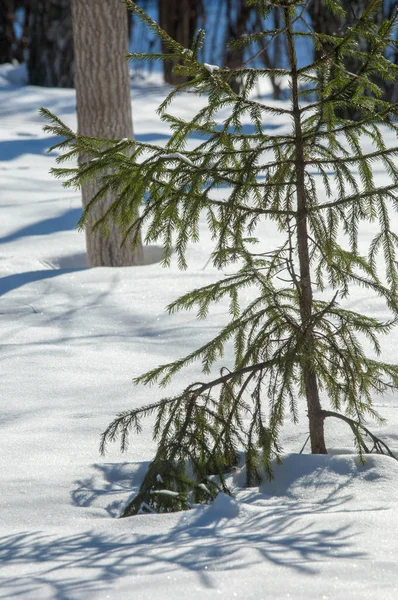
[1,63,398,599]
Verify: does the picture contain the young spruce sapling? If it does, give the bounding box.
[42,0,398,515]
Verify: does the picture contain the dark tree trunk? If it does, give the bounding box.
[224,0,251,69]
[384,1,398,103]
[28,0,74,87]
[253,7,283,100]
[158,0,201,85]
[308,0,341,62]
[71,0,143,267]
[269,7,282,100]
[0,0,16,64]
[309,0,385,118]
[309,0,381,60]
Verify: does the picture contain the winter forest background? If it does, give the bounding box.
[2,1,398,92]
[2,1,398,598]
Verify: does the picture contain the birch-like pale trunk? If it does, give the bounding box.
[71,0,143,267]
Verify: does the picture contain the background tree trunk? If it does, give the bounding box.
[28,0,74,87]
[0,0,16,64]
[309,1,383,63]
[158,0,201,85]
[384,1,398,103]
[309,0,385,118]
[71,0,143,267]
[14,0,31,63]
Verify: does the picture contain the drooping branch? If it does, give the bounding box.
[322,410,397,459]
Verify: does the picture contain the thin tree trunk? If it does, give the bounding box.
[383,2,398,103]
[28,0,74,87]
[15,0,31,63]
[285,7,327,454]
[270,8,282,100]
[71,0,143,267]
[254,9,282,100]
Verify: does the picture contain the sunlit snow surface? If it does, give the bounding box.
[1,63,398,599]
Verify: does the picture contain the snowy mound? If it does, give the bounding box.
[0,62,28,87]
[258,453,398,504]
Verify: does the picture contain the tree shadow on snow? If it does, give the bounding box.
[72,462,151,518]
[0,136,61,161]
[135,122,283,144]
[0,486,364,599]
[0,268,88,297]
[0,245,164,297]
[0,208,82,244]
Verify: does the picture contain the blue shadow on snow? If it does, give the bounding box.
[0,123,283,162]
[0,136,61,161]
[0,268,88,297]
[0,208,82,245]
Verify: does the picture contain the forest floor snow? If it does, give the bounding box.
[1,64,398,599]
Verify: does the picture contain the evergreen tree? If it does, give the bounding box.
[42,0,398,516]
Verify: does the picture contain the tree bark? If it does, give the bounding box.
[0,0,14,65]
[285,7,327,454]
[71,0,143,267]
[158,0,200,85]
[28,0,74,87]
[0,0,16,64]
